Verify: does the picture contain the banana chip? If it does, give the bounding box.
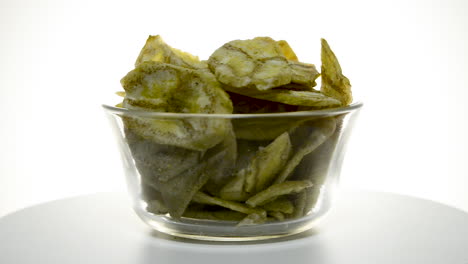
[277,40,298,61]
[268,211,285,221]
[208,37,320,91]
[320,38,352,105]
[262,196,294,214]
[121,61,233,150]
[274,118,337,184]
[220,132,292,201]
[245,181,313,207]
[183,208,246,221]
[238,212,268,226]
[135,35,207,69]
[224,86,342,108]
[192,191,265,215]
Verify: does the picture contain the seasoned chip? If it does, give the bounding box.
[208,37,320,91]
[125,128,202,183]
[274,118,336,184]
[224,86,342,108]
[277,40,298,61]
[269,211,285,221]
[121,61,233,150]
[262,196,294,214]
[238,212,268,226]
[192,191,265,215]
[201,124,237,195]
[135,35,207,69]
[142,148,227,218]
[289,61,320,88]
[229,92,299,114]
[232,117,302,141]
[320,38,352,105]
[146,199,168,214]
[218,168,250,201]
[291,190,307,218]
[219,132,291,201]
[245,181,313,207]
[183,208,246,221]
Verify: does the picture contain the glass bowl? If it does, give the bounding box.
[103,102,362,241]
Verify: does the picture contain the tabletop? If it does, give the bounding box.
[1,190,467,264]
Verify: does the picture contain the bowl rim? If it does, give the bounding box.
[102,101,363,119]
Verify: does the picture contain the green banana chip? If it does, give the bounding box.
[268,211,285,221]
[274,118,337,184]
[208,37,320,91]
[125,128,202,182]
[220,132,292,201]
[291,190,307,218]
[224,86,342,108]
[320,39,352,105]
[245,180,313,207]
[262,196,294,214]
[202,123,237,195]
[146,199,168,214]
[237,212,268,226]
[192,191,265,215]
[183,208,246,221]
[143,146,230,218]
[135,35,207,69]
[121,62,232,151]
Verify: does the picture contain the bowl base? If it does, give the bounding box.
[134,207,328,242]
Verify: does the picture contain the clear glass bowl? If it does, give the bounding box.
[103,102,362,241]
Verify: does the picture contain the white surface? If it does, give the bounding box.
[1,0,468,217]
[1,191,467,264]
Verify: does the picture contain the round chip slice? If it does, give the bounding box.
[224,86,342,108]
[135,35,207,69]
[121,61,233,150]
[208,37,320,91]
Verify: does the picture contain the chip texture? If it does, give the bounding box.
[135,35,207,69]
[208,37,320,91]
[320,38,352,105]
[121,61,233,150]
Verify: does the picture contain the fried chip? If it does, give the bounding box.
[262,196,294,214]
[201,124,238,195]
[135,35,207,69]
[232,117,302,141]
[142,148,227,218]
[291,190,307,218]
[219,132,292,200]
[125,128,202,183]
[268,211,285,221]
[208,37,320,91]
[277,40,298,61]
[224,86,342,108]
[121,61,233,150]
[146,199,168,214]
[183,207,246,221]
[243,132,291,192]
[320,38,352,105]
[274,118,336,184]
[245,181,313,207]
[238,212,268,226]
[229,92,299,114]
[192,191,265,215]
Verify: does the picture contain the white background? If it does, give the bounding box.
[1,0,467,217]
